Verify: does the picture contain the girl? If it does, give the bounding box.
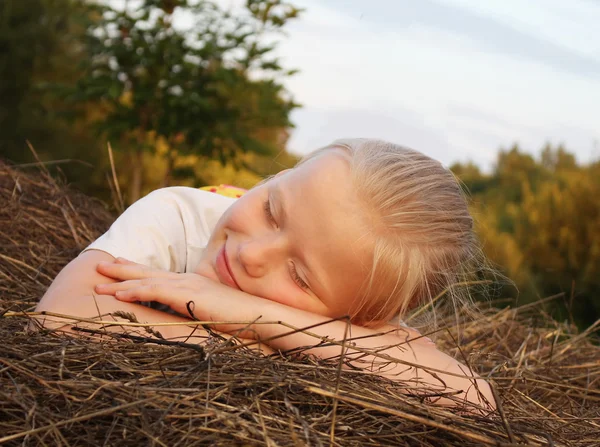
[35,138,495,411]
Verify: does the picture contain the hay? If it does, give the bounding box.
[1,160,599,446]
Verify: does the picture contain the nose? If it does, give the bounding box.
[238,234,286,278]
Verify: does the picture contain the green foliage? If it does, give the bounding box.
[0,0,301,204]
[453,145,600,328]
[0,0,90,159]
[55,0,301,201]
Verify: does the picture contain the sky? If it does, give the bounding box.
[261,0,600,169]
[121,0,600,169]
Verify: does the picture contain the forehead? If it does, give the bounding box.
[278,152,374,310]
[282,151,360,218]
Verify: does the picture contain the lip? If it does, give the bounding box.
[216,244,241,290]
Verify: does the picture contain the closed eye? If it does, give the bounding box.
[290,262,310,290]
[263,197,277,226]
[265,193,308,290]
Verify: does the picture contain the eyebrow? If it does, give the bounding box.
[271,183,328,298]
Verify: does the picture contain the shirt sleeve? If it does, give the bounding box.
[84,188,191,273]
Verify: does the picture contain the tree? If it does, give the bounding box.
[62,0,301,202]
[541,143,577,173]
[449,161,491,196]
[0,0,91,162]
[453,144,600,328]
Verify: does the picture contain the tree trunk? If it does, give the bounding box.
[128,150,143,204]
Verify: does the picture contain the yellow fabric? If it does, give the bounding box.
[199,184,248,199]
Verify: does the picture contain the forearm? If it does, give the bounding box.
[242,301,494,409]
[36,293,208,341]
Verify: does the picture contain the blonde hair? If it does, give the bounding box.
[299,138,485,328]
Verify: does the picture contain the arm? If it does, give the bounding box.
[100,263,495,410]
[35,187,214,340]
[250,301,494,409]
[34,250,205,342]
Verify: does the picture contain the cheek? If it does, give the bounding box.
[224,197,263,233]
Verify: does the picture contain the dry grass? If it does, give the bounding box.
[1,160,599,446]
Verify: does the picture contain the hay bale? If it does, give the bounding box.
[1,160,599,446]
[0,160,113,311]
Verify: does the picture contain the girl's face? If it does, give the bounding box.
[195,150,375,319]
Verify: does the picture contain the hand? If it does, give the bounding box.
[95,258,266,330]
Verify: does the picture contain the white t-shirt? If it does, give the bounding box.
[85,187,235,273]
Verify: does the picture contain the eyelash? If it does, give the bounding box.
[263,198,276,225]
[264,197,309,291]
[290,262,310,290]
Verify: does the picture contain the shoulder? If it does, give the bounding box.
[143,186,236,212]
[146,187,236,236]
[84,187,234,271]
[132,187,236,230]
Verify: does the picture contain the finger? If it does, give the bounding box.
[115,284,192,316]
[96,276,174,295]
[95,279,144,295]
[96,261,141,280]
[113,284,162,303]
[97,262,173,281]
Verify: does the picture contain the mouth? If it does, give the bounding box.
[216,243,241,290]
